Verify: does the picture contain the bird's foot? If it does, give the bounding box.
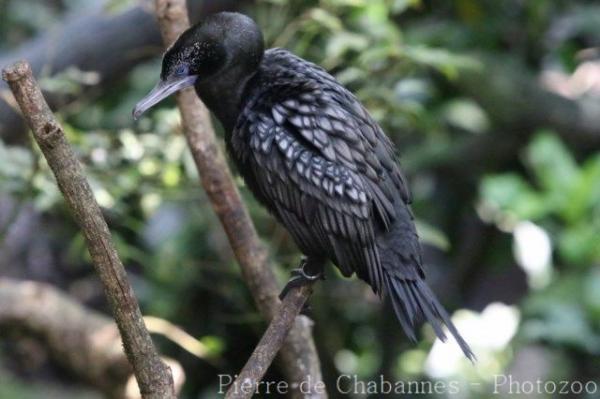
[278,259,325,301]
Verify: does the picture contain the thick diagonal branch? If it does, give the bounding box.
[153,1,325,397]
[0,278,132,397]
[2,62,175,399]
[0,278,186,399]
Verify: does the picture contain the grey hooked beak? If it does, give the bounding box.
[132,75,198,120]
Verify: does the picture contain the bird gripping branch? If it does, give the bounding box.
[134,12,475,361]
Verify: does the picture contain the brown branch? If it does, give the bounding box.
[0,278,186,399]
[225,285,314,399]
[152,1,326,397]
[0,278,130,397]
[2,62,176,399]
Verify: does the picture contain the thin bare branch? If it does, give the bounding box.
[0,278,131,397]
[152,1,326,397]
[0,278,186,399]
[225,285,315,399]
[2,61,176,399]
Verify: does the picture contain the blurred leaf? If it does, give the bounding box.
[104,0,136,14]
[415,219,450,250]
[199,336,226,357]
[38,67,100,95]
[325,31,369,61]
[391,0,421,14]
[442,98,490,134]
[558,223,600,267]
[394,78,434,105]
[480,174,548,220]
[562,155,600,222]
[523,300,600,353]
[308,8,343,31]
[402,45,480,79]
[526,131,579,208]
[0,141,34,193]
[583,268,600,319]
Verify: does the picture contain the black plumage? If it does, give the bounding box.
[134,12,474,360]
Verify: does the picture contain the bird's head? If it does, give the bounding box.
[133,12,264,120]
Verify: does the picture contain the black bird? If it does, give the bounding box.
[133,12,474,360]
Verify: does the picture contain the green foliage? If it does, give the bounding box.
[256,0,479,139]
[481,132,600,357]
[481,131,600,266]
[0,141,34,194]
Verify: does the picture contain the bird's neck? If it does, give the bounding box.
[194,67,256,133]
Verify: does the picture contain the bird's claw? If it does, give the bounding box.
[278,261,325,300]
[290,267,324,281]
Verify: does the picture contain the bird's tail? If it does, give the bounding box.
[384,272,476,361]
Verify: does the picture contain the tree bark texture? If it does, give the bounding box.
[2,61,176,399]
[153,1,326,397]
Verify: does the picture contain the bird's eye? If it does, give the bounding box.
[175,65,188,76]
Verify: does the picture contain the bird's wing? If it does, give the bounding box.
[234,71,410,295]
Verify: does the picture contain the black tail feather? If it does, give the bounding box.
[385,274,476,362]
[385,276,417,342]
